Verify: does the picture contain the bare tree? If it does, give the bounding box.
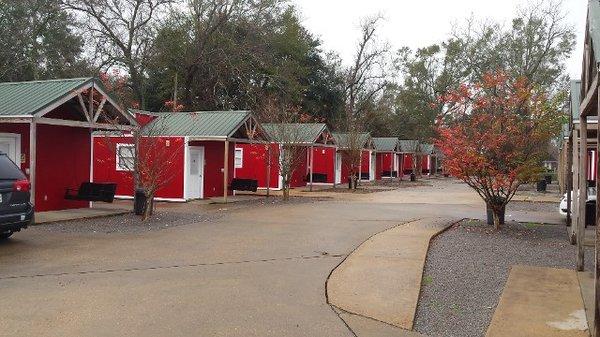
[257,97,308,201]
[342,15,389,189]
[63,0,175,106]
[101,113,184,220]
[338,132,367,189]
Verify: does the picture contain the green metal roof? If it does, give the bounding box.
[571,80,582,120]
[399,139,419,153]
[589,0,600,63]
[372,137,399,152]
[419,144,434,155]
[0,77,95,116]
[332,132,371,149]
[262,123,327,144]
[142,110,251,137]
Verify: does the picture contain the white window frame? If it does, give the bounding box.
[234,147,243,169]
[116,143,135,171]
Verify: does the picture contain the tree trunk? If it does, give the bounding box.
[282,179,290,201]
[283,186,289,201]
[142,192,153,221]
[492,210,501,230]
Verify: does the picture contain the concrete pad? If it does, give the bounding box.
[486,266,589,337]
[578,271,595,333]
[337,310,426,337]
[327,217,459,330]
[35,207,129,224]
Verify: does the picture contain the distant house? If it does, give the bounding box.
[0,78,136,211]
[93,110,267,201]
[419,143,435,175]
[235,123,336,189]
[372,137,401,179]
[332,132,375,183]
[399,140,419,175]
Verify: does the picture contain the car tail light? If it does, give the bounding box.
[13,179,30,192]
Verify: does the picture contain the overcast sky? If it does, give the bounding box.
[292,0,587,79]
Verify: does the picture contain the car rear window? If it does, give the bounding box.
[0,155,26,180]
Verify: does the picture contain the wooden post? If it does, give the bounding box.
[266,144,271,198]
[577,116,588,271]
[567,135,573,226]
[595,89,600,337]
[572,129,580,244]
[223,140,229,203]
[358,151,362,184]
[233,141,237,196]
[309,146,314,192]
[29,120,36,205]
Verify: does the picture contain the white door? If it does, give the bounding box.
[0,134,20,167]
[187,147,204,199]
[335,152,342,184]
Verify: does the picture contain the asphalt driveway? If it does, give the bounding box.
[0,180,562,337]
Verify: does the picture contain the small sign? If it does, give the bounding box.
[20,154,25,163]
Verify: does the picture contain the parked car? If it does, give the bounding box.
[0,153,33,239]
[560,186,596,216]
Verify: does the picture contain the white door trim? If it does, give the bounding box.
[0,132,21,168]
[187,146,205,199]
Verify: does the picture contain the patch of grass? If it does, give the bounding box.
[523,222,539,229]
[422,275,433,286]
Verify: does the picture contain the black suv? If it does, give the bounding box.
[0,153,33,239]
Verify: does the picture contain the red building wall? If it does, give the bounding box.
[0,123,91,212]
[422,155,431,174]
[403,154,414,174]
[376,152,396,179]
[339,152,350,184]
[235,143,280,189]
[93,136,186,199]
[311,146,335,184]
[191,140,234,198]
[290,147,308,188]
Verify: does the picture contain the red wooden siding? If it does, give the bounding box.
[93,136,186,199]
[311,146,335,184]
[190,140,234,198]
[376,152,396,179]
[235,143,280,189]
[403,154,414,174]
[0,123,91,212]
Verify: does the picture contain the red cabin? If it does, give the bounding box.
[419,144,435,175]
[399,140,419,176]
[0,78,136,212]
[373,137,401,180]
[332,132,375,183]
[93,110,267,201]
[235,123,336,189]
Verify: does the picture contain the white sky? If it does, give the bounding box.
[292,0,587,79]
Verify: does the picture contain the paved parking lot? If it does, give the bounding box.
[0,180,562,337]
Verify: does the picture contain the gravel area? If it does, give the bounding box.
[34,196,324,234]
[323,179,431,193]
[414,220,594,337]
[507,201,558,213]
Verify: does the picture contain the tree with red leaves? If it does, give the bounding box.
[435,71,564,229]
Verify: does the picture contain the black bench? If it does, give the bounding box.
[382,171,398,178]
[65,182,117,203]
[360,172,370,180]
[230,178,258,192]
[305,173,327,183]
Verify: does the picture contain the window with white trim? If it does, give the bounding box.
[234,148,243,168]
[116,144,135,171]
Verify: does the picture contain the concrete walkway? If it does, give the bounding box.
[327,217,459,331]
[486,266,588,337]
[35,207,129,224]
